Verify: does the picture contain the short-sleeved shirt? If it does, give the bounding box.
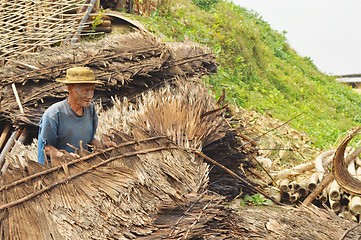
[37,98,98,164]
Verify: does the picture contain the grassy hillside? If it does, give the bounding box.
[137,0,361,149]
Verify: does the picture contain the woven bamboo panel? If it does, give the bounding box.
[0,0,90,63]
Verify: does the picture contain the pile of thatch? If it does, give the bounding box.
[0,28,265,238]
[0,79,246,239]
[0,32,216,126]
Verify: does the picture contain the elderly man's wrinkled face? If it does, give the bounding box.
[69,84,95,108]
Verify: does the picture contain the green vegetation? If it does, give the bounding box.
[243,194,273,206]
[227,193,273,208]
[137,0,361,149]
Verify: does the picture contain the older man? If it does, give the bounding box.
[37,67,103,164]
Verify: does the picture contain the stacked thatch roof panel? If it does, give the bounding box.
[0,32,216,126]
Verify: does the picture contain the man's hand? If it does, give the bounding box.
[44,144,64,158]
[44,144,80,159]
[69,152,80,158]
[100,136,117,148]
[90,138,104,150]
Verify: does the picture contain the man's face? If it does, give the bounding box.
[69,84,95,108]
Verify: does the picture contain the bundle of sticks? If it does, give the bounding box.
[261,127,361,222]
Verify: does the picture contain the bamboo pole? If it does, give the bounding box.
[278,178,289,192]
[349,196,361,214]
[328,180,341,201]
[275,162,315,179]
[329,199,341,212]
[315,150,334,182]
[281,192,290,202]
[297,181,308,197]
[0,124,11,151]
[67,0,97,44]
[318,189,327,203]
[0,128,22,172]
[0,136,166,192]
[265,187,281,202]
[350,166,361,214]
[94,0,100,10]
[11,83,24,114]
[307,172,319,191]
[290,192,300,203]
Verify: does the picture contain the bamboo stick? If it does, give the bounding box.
[338,205,347,218]
[315,150,334,182]
[281,191,290,202]
[17,128,28,144]
[355,157,361,168]
[0,145,178,211]
[349,196,361,214]
[68,0,97,44]
[94,0,100,10]
[278,178,289,192]
[329,199,341,212]
[288,181,296,193]
[274,162,315,179]
[307,172,319,191]
[0,128,22,172]
[297,181,308,197]
[328,180,341,201]
[349,167,361,214]
[290,192,300,203]
[11,83,24,114]
[0,124,11,151]
[318,189,327,203]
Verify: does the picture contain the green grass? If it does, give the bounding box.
[136,0,361,150]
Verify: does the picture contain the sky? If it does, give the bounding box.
[232,0,361,75]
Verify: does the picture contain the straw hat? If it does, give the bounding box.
[56,67,104,85]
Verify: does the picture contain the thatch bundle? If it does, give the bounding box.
[0,78,232,239]
[0,32,216,126]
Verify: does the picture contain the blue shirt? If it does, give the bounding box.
[37,98,98,164]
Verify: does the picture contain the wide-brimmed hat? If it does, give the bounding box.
[56,67,104,85]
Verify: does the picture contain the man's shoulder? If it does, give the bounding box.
[43,99,68,118]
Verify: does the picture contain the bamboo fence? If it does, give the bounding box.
[0,0,91,63]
